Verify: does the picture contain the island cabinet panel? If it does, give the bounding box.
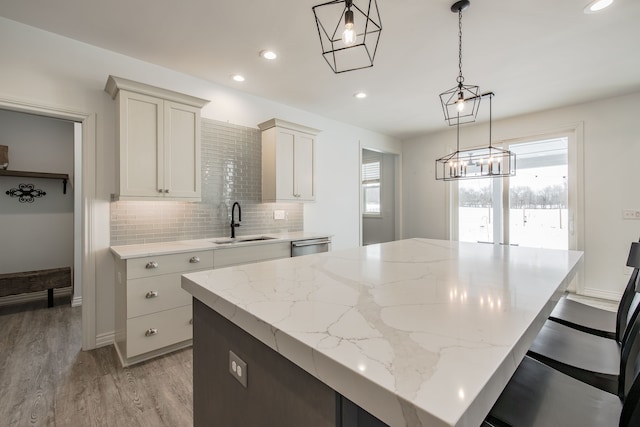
[193,299,335,427]
[192,299,387,427]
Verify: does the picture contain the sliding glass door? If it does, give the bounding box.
[456,134,575,251]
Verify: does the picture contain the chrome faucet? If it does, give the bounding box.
[230,202,241,238]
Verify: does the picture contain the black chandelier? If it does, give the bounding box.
[435,92,516,181]
[312,0,382,73]
[439,0,480,126]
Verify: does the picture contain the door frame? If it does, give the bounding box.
[359,142,403,246]
[0,96,97,350]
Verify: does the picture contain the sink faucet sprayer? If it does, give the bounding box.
[231,202,241,238]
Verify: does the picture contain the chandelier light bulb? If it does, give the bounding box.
[342,9,357,46]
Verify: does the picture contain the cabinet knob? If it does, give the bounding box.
[145,328,158,337]
[164,189,169,193]
[145,290,159,299]
[158,189,163,193]
[189,256,200,264]
[145,261,159,269]
[189,318,193,325]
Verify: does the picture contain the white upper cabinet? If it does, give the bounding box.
[258,119,320,202]
[105,76,209,201]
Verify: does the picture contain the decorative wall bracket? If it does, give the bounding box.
[0,170,69,194]
[6,183,46,203]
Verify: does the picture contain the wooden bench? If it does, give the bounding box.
[0,267,72,307]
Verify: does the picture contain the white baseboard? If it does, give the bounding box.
[71,295,82,307]
[0,287,72,307]
[581,287,621,302]
[95,331,115,348]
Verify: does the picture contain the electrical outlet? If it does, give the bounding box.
[229,350,247,388]
[623,210,640,220]
[274,210,286,220]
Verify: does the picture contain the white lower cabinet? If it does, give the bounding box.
[113,242,292,367]
[214,242,291,268]
[125,305,193,358]
[114,250,213,367]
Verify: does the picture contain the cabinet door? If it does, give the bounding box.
[275,129,296,201]
[164,101,201,199]
[119,92,163,197]
[294,134,315,201]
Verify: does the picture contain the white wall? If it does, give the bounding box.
[0,110,74,274]
[402,91,640,300]
[0,17,400,344]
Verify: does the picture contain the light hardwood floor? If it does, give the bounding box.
[0,296,193,427]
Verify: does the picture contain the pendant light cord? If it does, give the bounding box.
[489,93,492,149]
[457,8,464,87]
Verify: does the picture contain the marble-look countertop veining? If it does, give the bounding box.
[182,238,583,427]
[110,231,331,259]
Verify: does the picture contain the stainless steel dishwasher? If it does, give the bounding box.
[291,238,331,257]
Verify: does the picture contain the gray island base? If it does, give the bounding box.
[193,298,386,426]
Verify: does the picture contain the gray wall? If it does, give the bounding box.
[110,119,303,245]
[0,110,74,274]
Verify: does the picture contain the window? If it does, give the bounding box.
[455,131,580,252]
[362,160,381,215]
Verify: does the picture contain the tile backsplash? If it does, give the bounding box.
[110,119,303,245]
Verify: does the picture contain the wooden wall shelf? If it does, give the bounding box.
[0,170,69,194]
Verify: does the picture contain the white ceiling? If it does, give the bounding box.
[1,0,639,139]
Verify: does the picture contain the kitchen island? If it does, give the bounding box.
[182,238,583,427]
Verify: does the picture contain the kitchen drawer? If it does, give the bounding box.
[127,250,213,279]
[214,242,290,268]
[126,305,192,358]
[127,273,192,318]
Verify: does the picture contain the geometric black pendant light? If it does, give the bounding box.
[439,0,481,126]
[435,92,517,181]
[312,0,382,73]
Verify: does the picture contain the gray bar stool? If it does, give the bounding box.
[549,241,640,340]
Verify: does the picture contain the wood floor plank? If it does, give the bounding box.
[0,296,194,427]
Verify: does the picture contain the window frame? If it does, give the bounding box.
[362,157,383,218]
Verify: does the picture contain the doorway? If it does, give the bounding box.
[0,110,80,305]
[361,149,399,246]
[0,97,96,351]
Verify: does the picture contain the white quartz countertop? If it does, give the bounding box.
[182,238,583,427]
[110,231,331,259]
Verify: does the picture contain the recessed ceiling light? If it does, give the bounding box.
[260,50,278,60]
[354,92,367,99]
[584,0,614,13]
[232,74,245,82]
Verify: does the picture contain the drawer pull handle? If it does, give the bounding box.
[145,328,158,337]
[145,261,159,269]
[189,256,200,263]
[145,290,159,299]
[189,318,193,325]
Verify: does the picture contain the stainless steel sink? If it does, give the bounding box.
[211,236,277,245]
